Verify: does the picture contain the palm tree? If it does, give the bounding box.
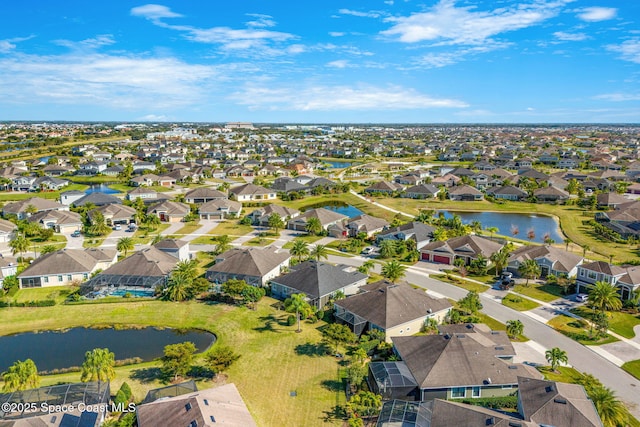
[486,226,499,240]
[564,238,572,251]
[173,259,199,281]
[490,246,511,276]
[267,213,284,235]
[144,214,161,231]
[545,347,568,372]
[290,239,310,262]
[2,359,39,392]
[310,244,329,262]
[582,244,590,258]
[379,239,396,258]
[381,260,407,283]
[518,259,541,286]
[151,234,164,245]
[80,348,116,382]
[506,319,524,339]
[116,236,134,257]
[588,281,622,314]
[589,385,630,427]
[284,293,312,332]
[305,217,323,236]
[213,234,232,255]
[165,272,191,302]
[415,209,433,224]
[9,234,29,260]
[357,260,375,275]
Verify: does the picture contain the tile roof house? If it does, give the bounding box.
[18,248,117,288]
[247,204,300,227]
[369,324,540,401]
[576,260,640,300]
[136,383,257,427]
[335,280,452,341]
[206,246,291,287]
[28,209,83,233]
[229,183,276,202]
[420,235,503,265]
[198,199,242,220]
[270,260,367,309]
[507,245,583,278]
[346,214,390,237]
[147,200,191,222]
[2,197,68,220]
[376,221,435,250]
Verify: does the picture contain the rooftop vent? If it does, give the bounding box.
[484,378,492,385]
[486,417,495,426]
[495,346,504,351]
[545,385,555,393]
[554,397,567,405]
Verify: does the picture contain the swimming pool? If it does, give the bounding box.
[108,288,156,298]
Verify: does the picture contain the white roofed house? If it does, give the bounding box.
[229,183,276,202]
[18,248,117,288]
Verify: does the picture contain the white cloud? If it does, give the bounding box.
[246,14,276,28]
[553,31,588,41]
[594,93,640,102]
[329,32,346,37]
[138,114,173,121]
[607,39,640,64]
[576,7,617,22]
[130,4,183,20]
[229,83,468,111]
[415,42,511,68]
[326,60,350,68]
[0,53,217,109]
[381,0,569,45]
[0,36,34,53]
[54,35,116,50]
[338,9,384,19]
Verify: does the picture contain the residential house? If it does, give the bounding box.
[486,185,528,201]
[402,184,440,199]
[376,222,435,250]
[60,190,86,206]
[229,183,276,202]
[507,245,583,278]
[130,174,160,187]
[247,204,300,227]
[199,199,242,219]
[364,181,404,195]
[154,239,190,262]
[576,261,640,300]
[89,204,137,226]
[533,186,570,202]
[270,260,367,309]
[0,218,18,243]
[184,187,227,204]
[2,197,68,220]
[126,187,158,201]
[28,210,83,233]
[81,246,179,293]
[420,235,503,265]
[335,280,451,341]
[136,383,257,427]
[369,324,539,401]
[287,208,348,232]
[270,177,307,194]
[206,246,290,287]
[18,248,117,288]
[0,257,18,287]
[73,192,122,207]
[448,185,484,201]
[346,214,389,238]
[147,200,191,222]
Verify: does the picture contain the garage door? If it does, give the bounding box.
[433,255,450,264]
[421,253,430,261]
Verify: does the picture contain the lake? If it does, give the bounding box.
[302,201,363,218]
[83,183,119,195]
[439,210,563,243]
[325,161,353,168]
[0,327,215,372]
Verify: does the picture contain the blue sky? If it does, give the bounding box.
[1,0,639,123]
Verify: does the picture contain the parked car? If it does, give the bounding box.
[500,271,515,290]
[575,293,589,303]
[112,225,122,231]
[361,246,375,255]
[71,230,81,237]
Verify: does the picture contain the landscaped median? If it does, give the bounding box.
[0,298,345,427]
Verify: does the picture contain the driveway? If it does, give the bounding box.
[63,231,84,249]
[181,219,220,242]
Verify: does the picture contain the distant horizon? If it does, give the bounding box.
[0,1,638,123]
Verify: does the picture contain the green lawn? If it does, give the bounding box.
[0,299,344,427]
[431,274,490,293]
[244,237,277,247]
[501,294,540,311]
[190,220,254,244]
[512,283,563,303]
[168,222,202,238]
[622,359,640,381]
[571,306,640,339]
[131,224,171,245]
[475,313,528,342]
[282,234,324,249]
[547,314,618,345]
[537,366,585,383]
[12,286,72,304]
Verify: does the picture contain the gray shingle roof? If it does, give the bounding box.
[207,247,290,278]
[73,192,122,207]
[96,247,177,277]
[271,260,366,299]
[19,248,116,277]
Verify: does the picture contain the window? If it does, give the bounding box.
[502,385,513,390]
[44,277,49,283]
[67,275,72,281]
[580,270,585,277]
[587,271,597,280]
[472,386,481,398]
[58,275,63,282]
[83,273,88,280]
[451,387,466,398]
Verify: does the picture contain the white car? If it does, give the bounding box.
[361,247,375,255]
[575,293,589,303]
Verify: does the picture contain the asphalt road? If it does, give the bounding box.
[327,254,640,418]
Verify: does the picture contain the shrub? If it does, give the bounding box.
[287,314,296,326]
[120,382,132,400]
[113,390,127,407]
[460,395,518,409]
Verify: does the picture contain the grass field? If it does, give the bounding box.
[168,221,202,238]
[571,306,640,339]
[622,359,640,381]
[547,314,618,345]
[512,283,563,303]
[501,294,540,311]
[431,274,490,293]
[12,286,72,304]
[0,299,344,427]
[190,220,255,244]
